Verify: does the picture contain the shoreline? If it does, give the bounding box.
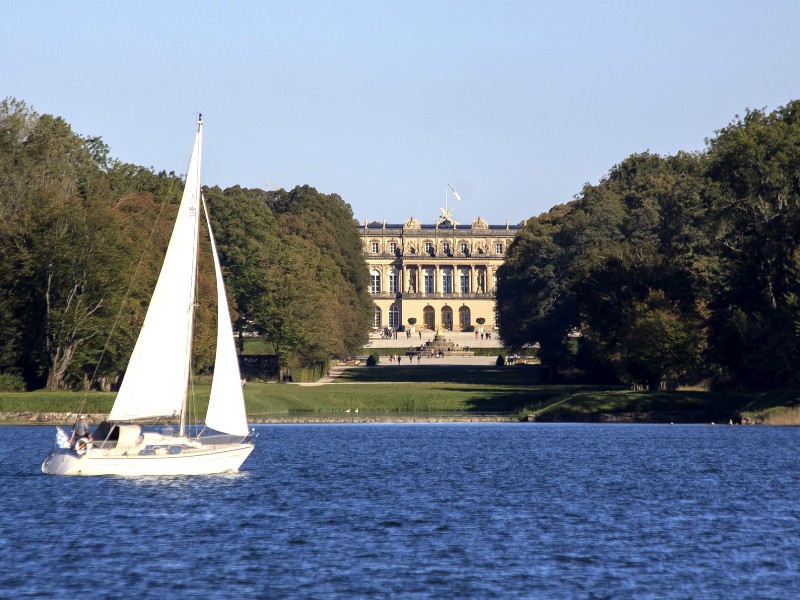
[249,415,516,424]
[0,411,517,425]
[0,411,763,425]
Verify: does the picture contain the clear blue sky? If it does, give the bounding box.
[4,1,798,226]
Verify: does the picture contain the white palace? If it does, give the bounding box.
[358,215,523,333]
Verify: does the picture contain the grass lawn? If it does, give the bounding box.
[2,363,799,423]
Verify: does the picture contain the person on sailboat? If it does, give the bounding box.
[70,415,93,447]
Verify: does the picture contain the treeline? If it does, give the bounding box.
[497,100,800,390]
[0,98,372,391]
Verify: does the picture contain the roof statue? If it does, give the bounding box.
[471,217,489,229]
[436,207,459,227]
[404,217,421,229]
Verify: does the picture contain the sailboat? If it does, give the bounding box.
[42,116,254,476]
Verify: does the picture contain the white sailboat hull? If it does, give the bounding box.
[41,443,254,476]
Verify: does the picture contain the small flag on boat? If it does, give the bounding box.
[55,426,70,449]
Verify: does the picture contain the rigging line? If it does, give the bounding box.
[195,195,217,439]
[187,366,197,436]
[75,190,175,417]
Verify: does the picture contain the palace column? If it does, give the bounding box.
[435,264,440,294]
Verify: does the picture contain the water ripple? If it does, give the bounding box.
[2,423,800,598]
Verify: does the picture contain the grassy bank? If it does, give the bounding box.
[0,391,117,415]
[2,364,798,423]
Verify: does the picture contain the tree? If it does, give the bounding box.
[617,290,707,388]
[496,206,578,374]
[0,102,138,389]
[497,151,712,383]
[255,234,342,374]
[0,98,195,390]
[206,185,375,374]
[0,101,378,389]
[204,186,278,351]
[266,186,372,359]
[707,101,800,387]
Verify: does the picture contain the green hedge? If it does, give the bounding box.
[0,373,26,392]
[291,360,330,382]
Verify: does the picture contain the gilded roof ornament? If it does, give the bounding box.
[472,216,489,229]
[404,217,421,229]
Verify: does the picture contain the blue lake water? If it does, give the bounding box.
[2,423,799,598]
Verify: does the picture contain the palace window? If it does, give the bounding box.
[373,306,382,328]
[389,305,400,329]
[370,270,381,294]
[441,307,453,330]
[388,270,398,293]
[423,306,435,330]
[442,242,450,255]
[424,270,434,294]
[495,242,504,254]
[441,269,453,294]
[371,241,379,254]
[459,242,468,255]
[459,270,470,294]
[425,241,434,256]
[459,306,471,330]
[388,241,397,255]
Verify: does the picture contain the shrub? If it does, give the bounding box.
[366,352,380,366]
[496,354,506,367]
[0,372,26,392]
[292,360,330,382]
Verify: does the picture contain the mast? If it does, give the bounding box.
[179,114,203,437]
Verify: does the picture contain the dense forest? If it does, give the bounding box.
[496,100,800,390]
[0,98,372,391]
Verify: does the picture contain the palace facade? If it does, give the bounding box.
[359,216,523,333]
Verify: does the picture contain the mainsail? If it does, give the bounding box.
[109,122,203,422]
